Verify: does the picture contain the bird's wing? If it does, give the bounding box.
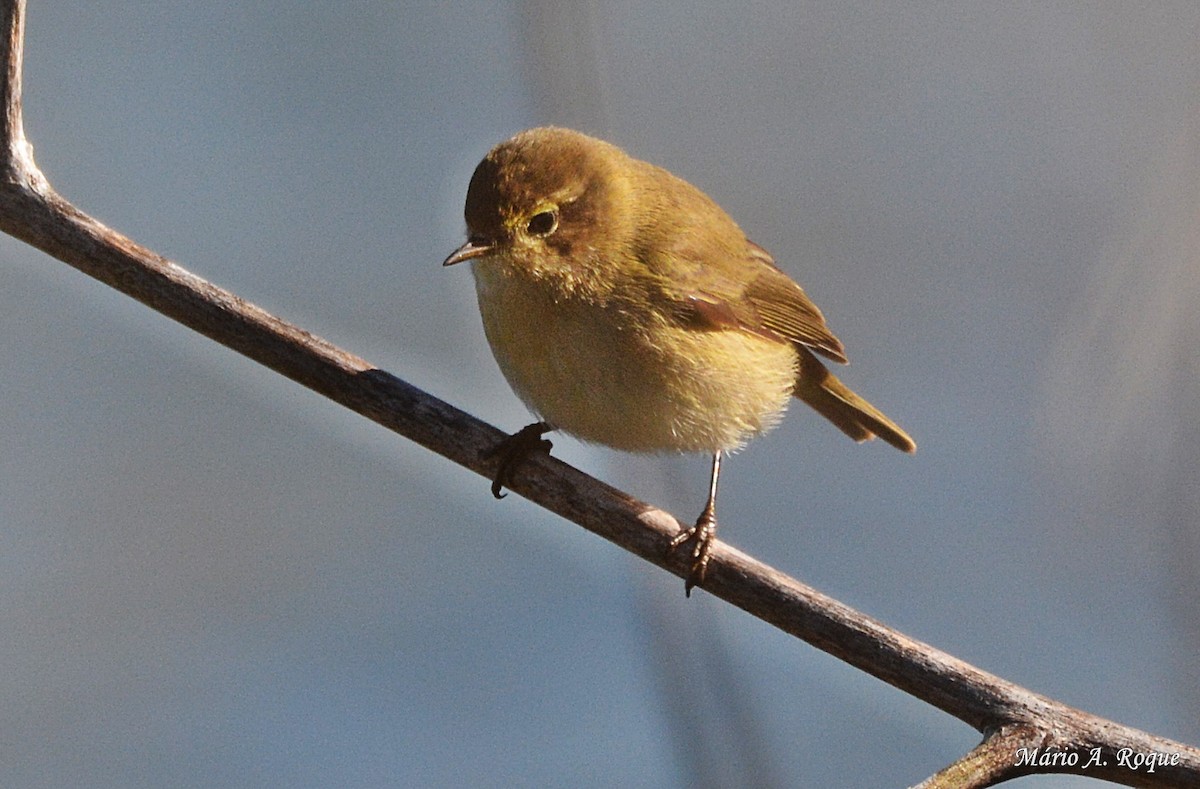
[662,239,848,364]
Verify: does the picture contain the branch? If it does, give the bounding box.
[1,2,1196,785]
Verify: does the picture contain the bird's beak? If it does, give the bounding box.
[443,238,494,267]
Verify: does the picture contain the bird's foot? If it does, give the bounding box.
[667,507,717,597]
[485,422,553,499]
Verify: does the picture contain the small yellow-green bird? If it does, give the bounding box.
[445,127,914,594]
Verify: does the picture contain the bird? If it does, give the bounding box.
[444,127,914,594]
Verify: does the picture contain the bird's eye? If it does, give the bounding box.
[526,209,558,237]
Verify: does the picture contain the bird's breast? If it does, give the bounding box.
[471,261,797,453]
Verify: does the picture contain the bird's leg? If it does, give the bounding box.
[668,450,722,596]
[484,421,554,499]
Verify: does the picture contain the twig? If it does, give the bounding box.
[1,2,1196,785]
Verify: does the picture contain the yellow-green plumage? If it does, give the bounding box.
[473,253,799,452]
[451,126,913,456]
[445,126,914,593]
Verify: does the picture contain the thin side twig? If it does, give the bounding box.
[1,2,1197,786]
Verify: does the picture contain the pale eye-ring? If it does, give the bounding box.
[526,209,558,237]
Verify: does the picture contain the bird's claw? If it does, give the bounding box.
[667,509,717,596]
[485,422,553,498]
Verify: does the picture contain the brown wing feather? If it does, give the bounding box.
[633,162,847,362]
[740,245,847,362]
[676,242,848,363]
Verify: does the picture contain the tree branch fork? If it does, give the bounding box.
[1,2,1196,786]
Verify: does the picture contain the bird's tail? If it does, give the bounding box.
[793,347,916,453]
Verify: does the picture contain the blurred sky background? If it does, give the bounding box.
[2,3,1198,787]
